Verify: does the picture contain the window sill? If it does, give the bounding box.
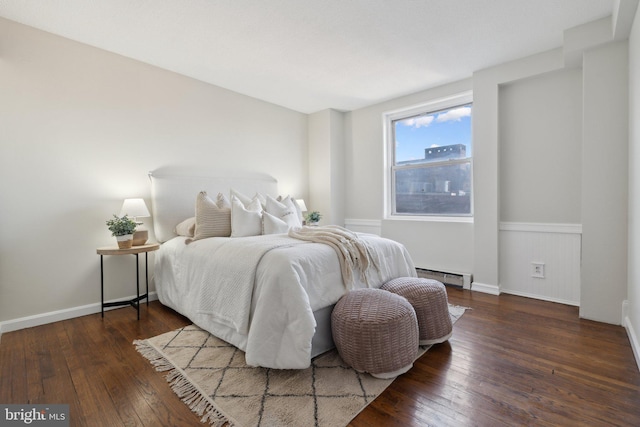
[384,215,474,224]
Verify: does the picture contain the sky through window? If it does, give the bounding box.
[394,104,472,163]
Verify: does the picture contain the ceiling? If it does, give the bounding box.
[0,0,616,113]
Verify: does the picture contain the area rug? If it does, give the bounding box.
[134,305,467,427]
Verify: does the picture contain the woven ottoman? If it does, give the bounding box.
[331,288,418,379]
[381,277,452,345]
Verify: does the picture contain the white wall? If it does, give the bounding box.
[0,18,308,326]
[471,49,566,293]
[627,4,640,367]
[499,69,583,224]
[581,41,629,324]
[308,109,345,226]
[498,68,583,303]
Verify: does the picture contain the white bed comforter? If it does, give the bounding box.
[194,235,307,335]
[154,233,416,369]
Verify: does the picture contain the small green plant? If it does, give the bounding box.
[305,211,321,224]
[106,214,137,236]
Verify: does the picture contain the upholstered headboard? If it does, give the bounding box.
[149,167,278,243]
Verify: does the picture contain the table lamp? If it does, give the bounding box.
[295,199,307,213]
[296,199,308,225]
[120,198,151,246]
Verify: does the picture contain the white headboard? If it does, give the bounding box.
[149,168,278,243]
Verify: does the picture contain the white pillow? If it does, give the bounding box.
[230,195,263,237]
[230,188,266,208]
[266,195,302,229]
[175,217,196,237]
[277,195,304,224]
[193,191,232,241]
[262,211,290,235]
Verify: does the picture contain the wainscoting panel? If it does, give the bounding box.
[344,219,382,236]
[499,222,581,306]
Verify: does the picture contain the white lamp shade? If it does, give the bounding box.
[119,198,150,219]
[296,199,307,212]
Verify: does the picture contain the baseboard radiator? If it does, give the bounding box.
[416,268,472,289]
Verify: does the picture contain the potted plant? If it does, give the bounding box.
[305,211,322,226]
[106,214,137,249]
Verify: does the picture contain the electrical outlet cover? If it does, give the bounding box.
[532,262,545,279]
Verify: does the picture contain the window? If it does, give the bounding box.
[384,92,473,218]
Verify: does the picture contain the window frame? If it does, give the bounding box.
[383,91,474,221]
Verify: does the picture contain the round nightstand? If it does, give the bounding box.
[96,243,160,319]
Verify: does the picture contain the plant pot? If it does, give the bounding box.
[132,229,148,246]
[116,234,133,249]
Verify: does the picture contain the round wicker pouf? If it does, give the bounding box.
[331,288,418,379]
[381,277,453,345]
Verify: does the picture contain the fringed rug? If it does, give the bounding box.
[134,305,468,427]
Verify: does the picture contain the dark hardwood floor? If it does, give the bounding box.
[1,288,639,426]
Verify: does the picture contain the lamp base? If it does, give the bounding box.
[132,229,148,246]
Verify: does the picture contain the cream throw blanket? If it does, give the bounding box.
[288,225,381,288]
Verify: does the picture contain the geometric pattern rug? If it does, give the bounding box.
[134,305,467,427]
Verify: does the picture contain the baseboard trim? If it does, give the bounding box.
[623,314,640,372]
[0,292,159,336]
[471,281,500,295]
[501,288,580,307]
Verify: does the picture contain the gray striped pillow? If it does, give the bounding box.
[193,191,232,240]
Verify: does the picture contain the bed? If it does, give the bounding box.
[149,168,417,369]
